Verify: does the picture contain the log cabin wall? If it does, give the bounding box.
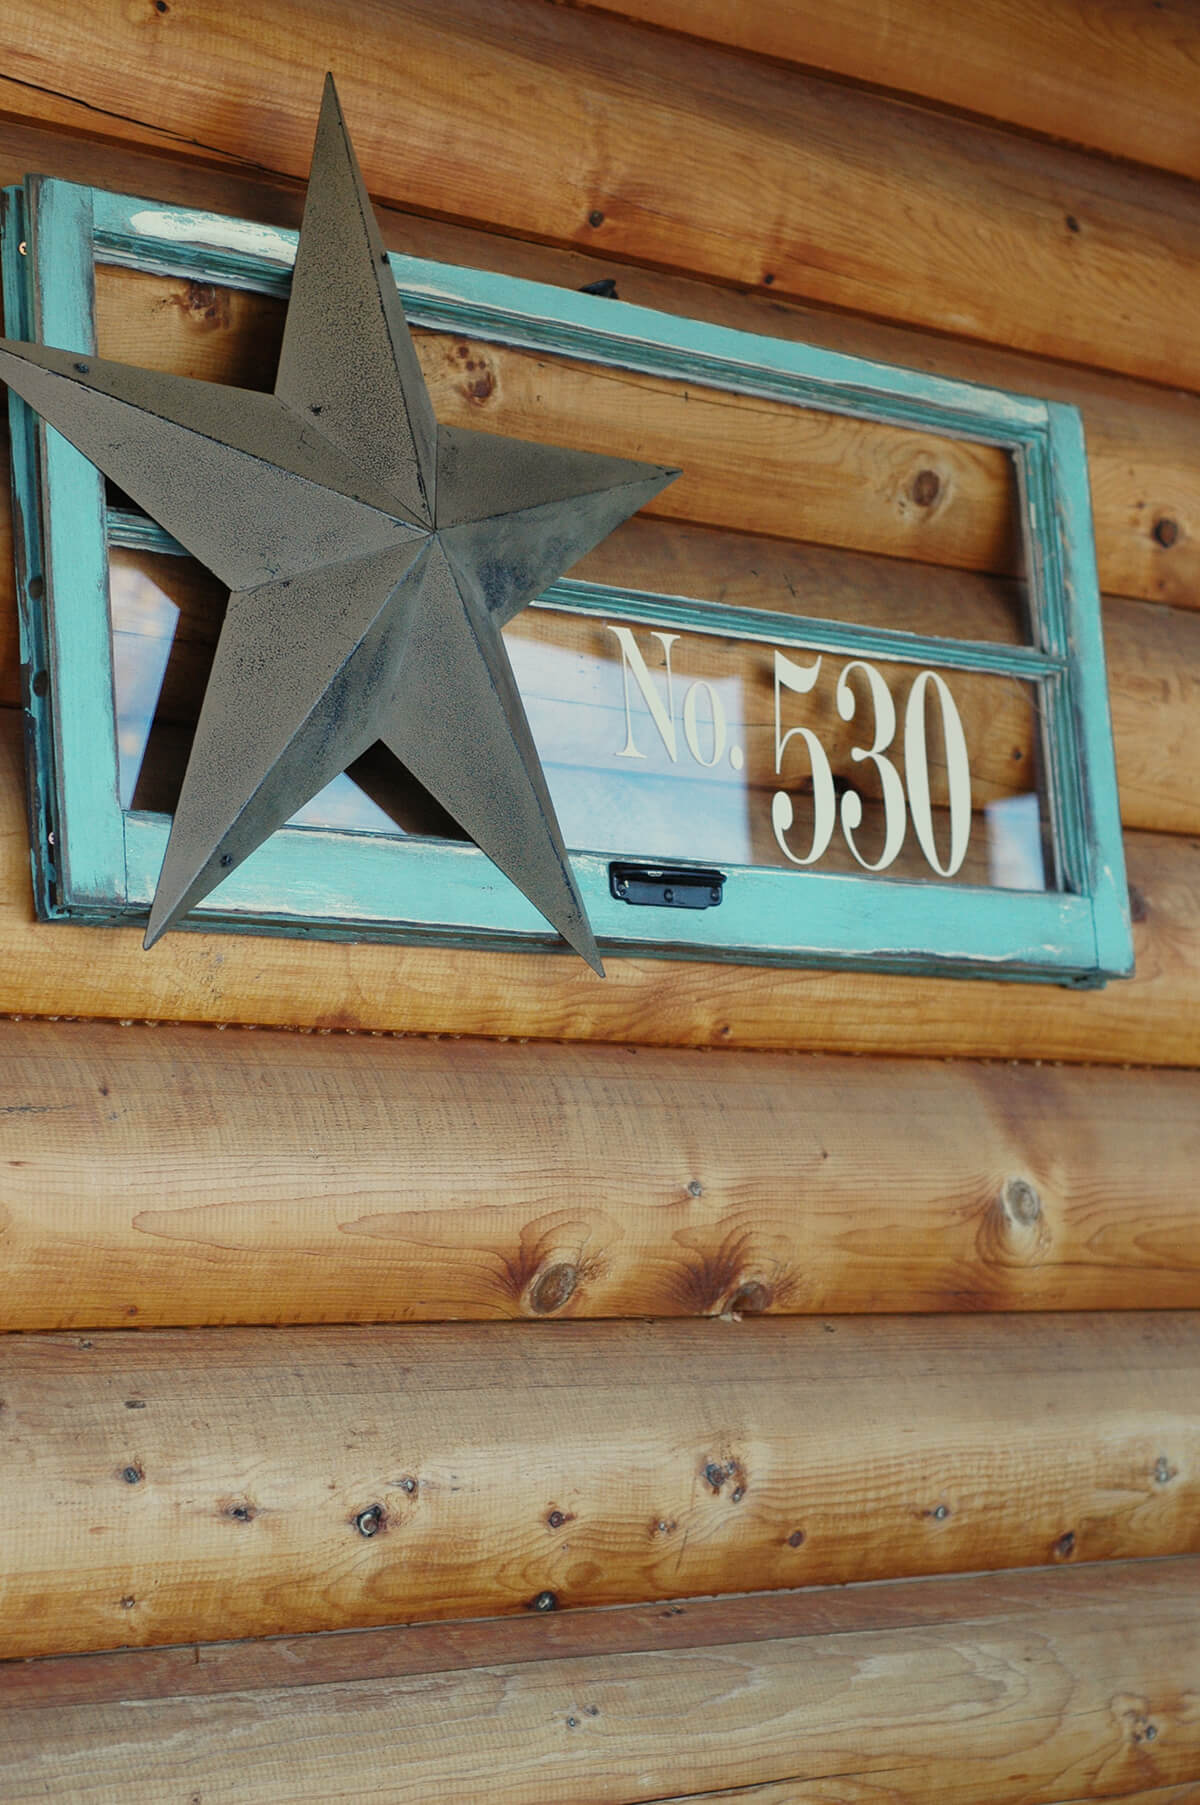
[0,5,1198,1800]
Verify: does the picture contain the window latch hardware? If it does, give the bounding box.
[609,863,725,910]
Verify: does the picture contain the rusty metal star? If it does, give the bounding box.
[0,76,678,970]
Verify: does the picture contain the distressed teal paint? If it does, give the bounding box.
[121,809,1094,979]
[1046,402,1132,974]
[13,180,125,907]
[0,183,56,910]
[4,177,1135,985]
[90,192,1047,439]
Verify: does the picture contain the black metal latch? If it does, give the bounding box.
[609,863,726,910]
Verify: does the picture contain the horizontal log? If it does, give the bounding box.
[94,267,1022,578]
[12,1561,1178,1706]
[2,1313,1198,1658]
[3,1019,1200,1330]
[0,706,1197,1060]
[2,1561,1198,1801]
[571,0,1200,186]
[1,115,1198,617]
[5,0,1200,400]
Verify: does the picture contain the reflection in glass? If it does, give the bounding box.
[986,793,1047,892]
[109,553,1055,892]
[112,563,178,810]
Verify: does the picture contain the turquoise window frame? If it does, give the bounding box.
[1,175,1132,985]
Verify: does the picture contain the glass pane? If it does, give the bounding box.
[109,550,455,836]
[110,550,1054,892]
[505,610,1053,890]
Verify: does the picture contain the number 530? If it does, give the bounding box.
[771,650,972,878]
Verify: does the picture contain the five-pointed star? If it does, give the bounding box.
[0,77,678,971]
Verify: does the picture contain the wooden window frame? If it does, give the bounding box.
[2,175,1132,985]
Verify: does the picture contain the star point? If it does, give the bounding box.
[0,76,679,967]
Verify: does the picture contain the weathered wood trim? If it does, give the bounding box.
[1,0,1199,395]
[1,1314,1197,1658]
[2,1559,1197,1800]
[560,0,1200,188]
[2,1019,1199,1329]
[640,1788,1200,1805]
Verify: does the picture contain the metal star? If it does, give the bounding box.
[0,76,678,971]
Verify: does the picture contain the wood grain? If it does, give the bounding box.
[1,1557,1198,1800]
[566,0,1200,186]
[3,0,1200,393]
[2,1019,1200,1330]
[1,1313,1198,1658]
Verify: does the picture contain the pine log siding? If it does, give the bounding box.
[0,6,1198,1801]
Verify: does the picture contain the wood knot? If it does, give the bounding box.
[1153,516,1179,548]
[1003,1177,1042,1227]
[452,342,495,405]
[975,1177,1051,1273]
[528,1262,578,1315]
[726,1280,771,1315]
[702,1456,745,1496]
[162,280,230,331]
[1114,1697,1162,1748]
[910,468,941,507]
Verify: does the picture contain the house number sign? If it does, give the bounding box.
[604,626,973,878]
[2,83,1132,983]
